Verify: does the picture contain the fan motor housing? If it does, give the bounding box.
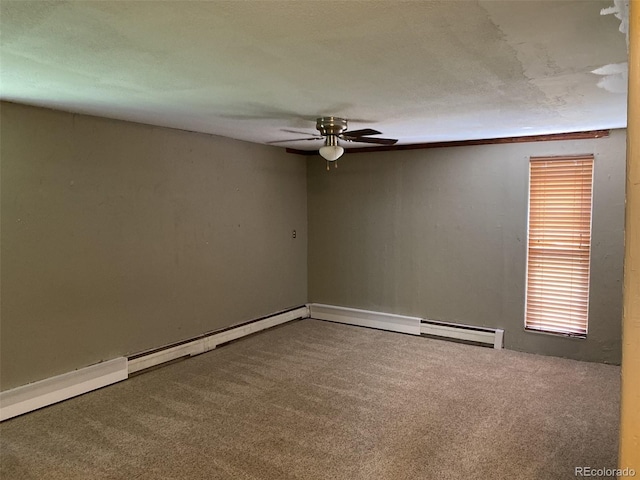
[316,117,348,136]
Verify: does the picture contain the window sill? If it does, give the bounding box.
[525,327,587,340]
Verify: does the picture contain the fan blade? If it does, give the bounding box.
[267,137,322,144]
[342,128,382,137]
[343,136,398,145]
[281,129,320,136]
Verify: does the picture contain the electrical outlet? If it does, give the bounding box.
[292,230,297,239]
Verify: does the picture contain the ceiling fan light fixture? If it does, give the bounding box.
[319,133,344,161]
[319,144,344,161]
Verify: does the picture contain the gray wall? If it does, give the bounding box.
[0,100,625,393]
[308,130,626,364]
[0,102,308,390]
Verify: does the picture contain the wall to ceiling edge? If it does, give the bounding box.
[307,130,626,364]
[0,101,308,391]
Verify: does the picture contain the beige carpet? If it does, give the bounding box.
[0,319,620,479]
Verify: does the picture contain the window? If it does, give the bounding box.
[525,155,594,336]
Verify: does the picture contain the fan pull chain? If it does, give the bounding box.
[326,161,330,171]
[335,160,338,169]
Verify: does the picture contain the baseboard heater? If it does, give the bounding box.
[420,319,504,349]
[127,305,309,374]
[0,357,128,422]
[308,304,503,349]
[1,305,501,421]
[309,304,422,335]
[0,305,309,421]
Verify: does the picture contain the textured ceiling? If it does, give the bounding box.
[0,1,629,150]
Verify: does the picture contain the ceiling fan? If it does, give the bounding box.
[269,117,398,169]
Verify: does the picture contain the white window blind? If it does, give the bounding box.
[525,155,594,336]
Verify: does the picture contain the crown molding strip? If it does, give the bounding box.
[286,129,611,156]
